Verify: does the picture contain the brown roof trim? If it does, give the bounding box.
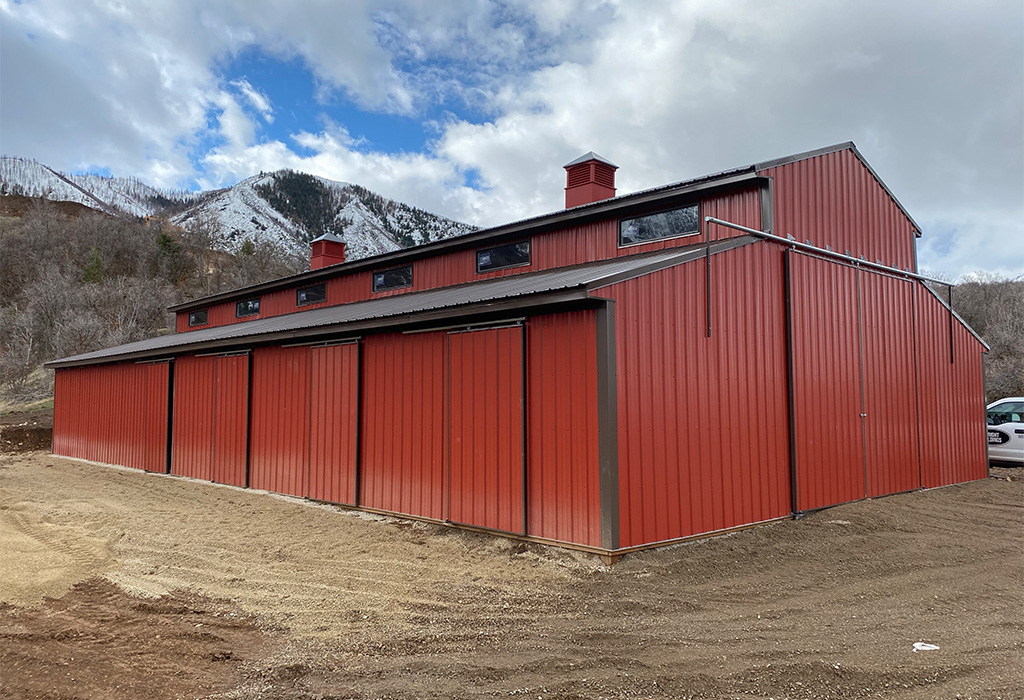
[754,141,922,237]
[168,170,764,312]
[52,290,598,369]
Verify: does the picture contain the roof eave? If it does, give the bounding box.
[51,288,597,369]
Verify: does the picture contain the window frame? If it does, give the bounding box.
[296,283,327,307]
[188,309,208,327]
[618,202,702,248]
[235,297,261,318]
[476,240,531,273]
[372,265,414,293]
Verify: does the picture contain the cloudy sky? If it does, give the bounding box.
[1,0,1021,278]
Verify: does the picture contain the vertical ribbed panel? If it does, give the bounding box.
[759,148,918,271]
[603,244,790,547]
[360,332,446,519]
[171,355,216,480]
[526,311,601,547]
[175,187,763,331]
[790,254,865,511]
[448,326,524,534]
[915,285,988,487]
[249,345,311,497]
[860,271,920,497]
[212,354,249,487]
[53,363,168,472]
[308,343,359,505]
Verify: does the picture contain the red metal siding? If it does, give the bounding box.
[360,332,446,519]
[915,286,988,487]
[171,355,215,480]
[177,188,763,331]
[603,243,790,547]
[249,345,311,497]
[53,363,168,471]
[448,326,524,533]
[860,271,920,497]
[789,254,865,511]
[308,343,359,505]
[212,354,249,487]
[525,311,602,547]
[759,149,917,271]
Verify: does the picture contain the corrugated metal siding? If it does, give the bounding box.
[860,271,919,497]
[448,326,525,533]
[212,354,249,487]
[525,311,602,547]
[789,254,865,511]
[915,285,988,487]
[249,345,311,497]
[602,244,790,547]
[308,343,359,505]
[360,332,446,519]
[171,355,216,480]
[53,362,168,471]
[175,188,763,331]
[759,149,917,271]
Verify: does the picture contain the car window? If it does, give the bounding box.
[987,401,1024,424]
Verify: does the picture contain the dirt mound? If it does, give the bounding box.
[0,578,269,700]
[0,427,52,453]
[0,405,54,454]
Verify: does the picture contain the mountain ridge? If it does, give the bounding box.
[0,156,476,262]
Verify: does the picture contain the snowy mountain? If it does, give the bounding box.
[0,157,475,261]
[0,156,194,218]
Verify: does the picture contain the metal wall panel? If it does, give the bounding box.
[759,149,918,271]
[789,254,865,511]
[308,343,359,505]
[860,271,920,497]
[360,332,446,519]
[249,345,311,497]
[915,285,988,487]
[525,311,602,546]
[212,354,249,487]
[448,326,525,533]
[171,355,215,480]
[176,188,762,331]
[602,243,790,547]
[53,363,169,471]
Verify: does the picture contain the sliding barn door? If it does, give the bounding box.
[447,325,525,534]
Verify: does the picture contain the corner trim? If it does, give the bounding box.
[596,301,620,550]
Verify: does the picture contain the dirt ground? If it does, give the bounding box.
[0,405,53,453]
[0,452,1021,700]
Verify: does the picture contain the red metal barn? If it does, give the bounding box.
[48,143,988,560]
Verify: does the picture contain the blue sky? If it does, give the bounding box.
[0,0,1021,279]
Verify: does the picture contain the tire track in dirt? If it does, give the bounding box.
[2,452,1021,699]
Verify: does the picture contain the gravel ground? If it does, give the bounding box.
[1,452,1021,699]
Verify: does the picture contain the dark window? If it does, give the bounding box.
[477,240,531,272]
[372,265,413,292]
[619,203,700,246]
[296,283,326,306]
[188,309,208,327]
[236,298,260,318]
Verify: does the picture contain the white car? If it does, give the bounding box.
[987,397,1024,467]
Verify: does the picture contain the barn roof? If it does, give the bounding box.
[48,236,757,368]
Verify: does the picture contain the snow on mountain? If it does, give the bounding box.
[0,156,193,218]
[0,157,475,262]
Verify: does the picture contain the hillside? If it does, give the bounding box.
[171,170,475,260]
[0,157,475,261]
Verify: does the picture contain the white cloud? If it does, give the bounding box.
[0,0,1020,278]
[232,79,274,123]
